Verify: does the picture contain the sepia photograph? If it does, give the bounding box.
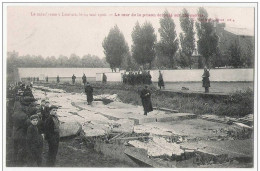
[3,1,257,169]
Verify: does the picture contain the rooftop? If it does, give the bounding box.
[224,27,254,37]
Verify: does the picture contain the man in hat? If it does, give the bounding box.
[140,85,153,116]
[158,70,165,90]
[85,82,93,105]
[202,66,210,93]
[102,73,107,84]
[72,74,76,85]
[57,75,60,83]
[44,105,60,166]
[12,97,28,166]
[82,74,87,85]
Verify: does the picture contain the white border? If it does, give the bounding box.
[1,1,258,171]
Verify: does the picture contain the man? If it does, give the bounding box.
[85,82,93,105]
[44,105,60,167]
[202,66,210,93]
[42,101,50,122]
[12,98,28,166]
[158,70,165,90]
[72,74,76,85]
[46,76,48,83]
[57,75,60,83]
[102,73,107,83]
[140,85,153,116]
[82,74,87,85]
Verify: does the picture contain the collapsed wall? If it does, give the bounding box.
[33,85,253,167]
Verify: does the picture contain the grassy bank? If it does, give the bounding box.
[38,82,254,118]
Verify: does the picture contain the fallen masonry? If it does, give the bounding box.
[32,85,254,167]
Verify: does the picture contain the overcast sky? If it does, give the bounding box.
[7,6,254,58]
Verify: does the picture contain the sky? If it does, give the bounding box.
[7,5,255,59]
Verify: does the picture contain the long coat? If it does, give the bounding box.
[140,88,153,113]
[26,124,43,154]
[82,75,87,84]
[158,73,164,87]
[202,70,210,88]
[85,85,93,103]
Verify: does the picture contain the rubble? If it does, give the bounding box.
[31,85,253,167]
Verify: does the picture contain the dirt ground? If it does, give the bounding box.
[158,82,253,93]
[6,135,133,167]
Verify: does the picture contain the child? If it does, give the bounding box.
[26,114,43,166]
[45,105,60,166]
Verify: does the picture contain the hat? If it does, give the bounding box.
[30,114,39,120]
[28,107,38,116]
[49,105,58,111]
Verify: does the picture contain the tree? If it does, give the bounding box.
[179,8,195,69]
[229,41,242,68]
[132,21,157,69]
[68,54,81,67]
[57,55,69,67]
[103,25,129,72]
[196,7,218,67]
[156,10,178,69]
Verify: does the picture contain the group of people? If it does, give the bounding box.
[53,73,107,85]
[122,71,152,85]
[7,82,61,167]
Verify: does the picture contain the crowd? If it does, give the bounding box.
[7,82,61,167]
[122,71,153,85]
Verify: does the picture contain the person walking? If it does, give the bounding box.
[44,105,60,167]
[140,85,153,116]
[202,66,210,93]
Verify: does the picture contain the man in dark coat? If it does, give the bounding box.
[12,100,28,165]
[140,85,153,116]
[57,75,60,83]
[82,74,87,85]
[202,67,210,93]
[102,73,107,83]
[158,70,165,90]
[44,105,60,167]
[46,76,48,82]
[40,100,50,122]
[72,74,76,84]
[85,82,93,105]
[26,114,44,166]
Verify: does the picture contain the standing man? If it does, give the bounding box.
[72,74,76,85]
[85,82,93,105]
[140,85,153,116]
[44,105,60,167]
[102,73,107,83]
[82,74,87,85]
[158,70,165,90]
[57,75,60,83]
[46,76,48,83]
[202,66,210,93]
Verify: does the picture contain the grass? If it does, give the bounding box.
[38,82,254,118]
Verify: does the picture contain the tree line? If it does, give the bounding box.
[7,7,254,74]
[7,53,110,73]
[103,8,254,71]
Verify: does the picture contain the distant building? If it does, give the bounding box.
[214,22,254,67]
